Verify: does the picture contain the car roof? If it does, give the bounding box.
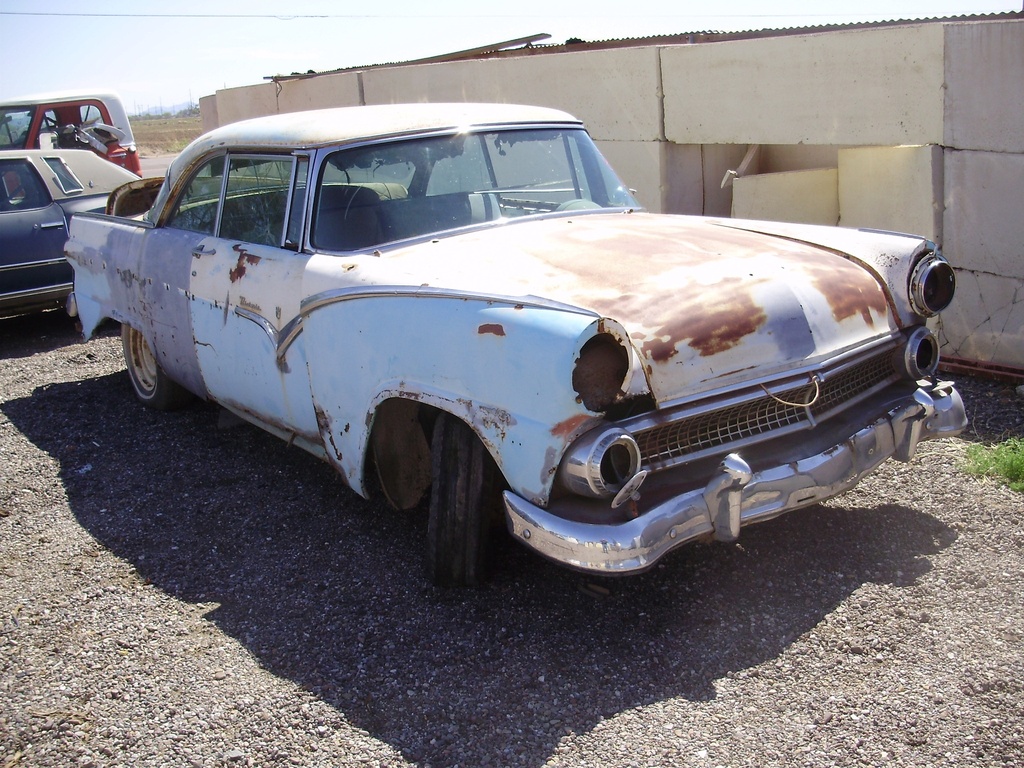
[1,89,128,108]
[166,103,582,182]
[0,149,139,201]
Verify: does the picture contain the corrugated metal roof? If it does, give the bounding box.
[266,11,1023,83]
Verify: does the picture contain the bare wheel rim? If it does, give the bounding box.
[128,329,159,396]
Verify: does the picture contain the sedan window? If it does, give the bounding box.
[166,156,225,234]
[0,159,50,212]
[219,155,294,246]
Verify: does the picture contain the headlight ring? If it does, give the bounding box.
[558,427,642,499]
[909,253,956,316]
[897,326,940,380]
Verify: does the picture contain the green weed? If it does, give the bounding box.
[964,437,1024,492]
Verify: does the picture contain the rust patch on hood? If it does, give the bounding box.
[641,276,768,360]
[229,244,261,283]
[478,323,506,336]
[805,260,888,325]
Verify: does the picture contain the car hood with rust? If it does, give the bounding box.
[324,212,908,405]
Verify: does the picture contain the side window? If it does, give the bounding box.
[219,155,294,247]
[0,159,51,211]
[0,108,34,150]
[80,104,105,126]
[285,156,308,249]
[166,156,225,234]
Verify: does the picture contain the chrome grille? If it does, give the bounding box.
[811,351,895,418]
[634,350,898,469]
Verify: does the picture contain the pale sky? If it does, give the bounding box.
[0,0,1019,113]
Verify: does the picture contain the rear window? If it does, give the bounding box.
[43,156,84,194]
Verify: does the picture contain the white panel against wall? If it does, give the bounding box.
[838,145,943,242]
[733,168,839,225]
[939,269,1024,368]
[944,21,1024,153]
[944,149,1024,279]
[362,48,663,142]
[595,141,665,212]
[278,73,362,114]
[661,25,946,146]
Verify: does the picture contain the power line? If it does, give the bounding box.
[0,11,332,18]
[0,10,950,20]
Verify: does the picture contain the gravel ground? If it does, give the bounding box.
[2,310,1022,768]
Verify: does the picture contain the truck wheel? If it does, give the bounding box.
[121,324,192,410]
[427,413,498,586]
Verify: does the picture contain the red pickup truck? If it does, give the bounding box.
[0,90,141,175]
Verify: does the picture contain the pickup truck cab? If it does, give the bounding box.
[0,91,141,175]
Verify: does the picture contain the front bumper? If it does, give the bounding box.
[503,380,966,574]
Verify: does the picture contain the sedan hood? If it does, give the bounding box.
[342,212,898,404]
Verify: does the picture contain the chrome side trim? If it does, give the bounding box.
[234,306,278,347]
[0,282,73,302]
[299,285,600,318]
[234,306,292,373]
[504,380,966,574]
[236,285,597,367]
[273,285,601,362]
[0,257,70,273]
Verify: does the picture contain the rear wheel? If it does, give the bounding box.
[427,413,499,587]
[121,324,193,410]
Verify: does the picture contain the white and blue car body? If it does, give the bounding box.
[65,103,966,585]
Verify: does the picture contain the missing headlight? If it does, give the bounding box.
[572,333,629,412]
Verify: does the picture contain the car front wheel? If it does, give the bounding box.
[121,324,193,410]
[427,413,499,587]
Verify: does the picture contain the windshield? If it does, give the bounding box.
[312,127,638,251]
[0,106,36,150]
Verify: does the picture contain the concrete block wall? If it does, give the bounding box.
[940,150,1024,366]
[660,25,947,146]
[200,19,1023,371]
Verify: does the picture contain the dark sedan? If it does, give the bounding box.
[1,149,138,317]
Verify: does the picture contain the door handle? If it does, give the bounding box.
[35,222,66,230]
[192,244,216,257]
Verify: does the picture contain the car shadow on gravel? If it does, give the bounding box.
[0,309,84,359]
[3,370,958,767]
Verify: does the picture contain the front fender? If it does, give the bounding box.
[301,294,624,505]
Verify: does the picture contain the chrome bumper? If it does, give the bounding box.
[503,381,966,574]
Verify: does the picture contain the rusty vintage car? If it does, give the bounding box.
[65,103,966,585]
